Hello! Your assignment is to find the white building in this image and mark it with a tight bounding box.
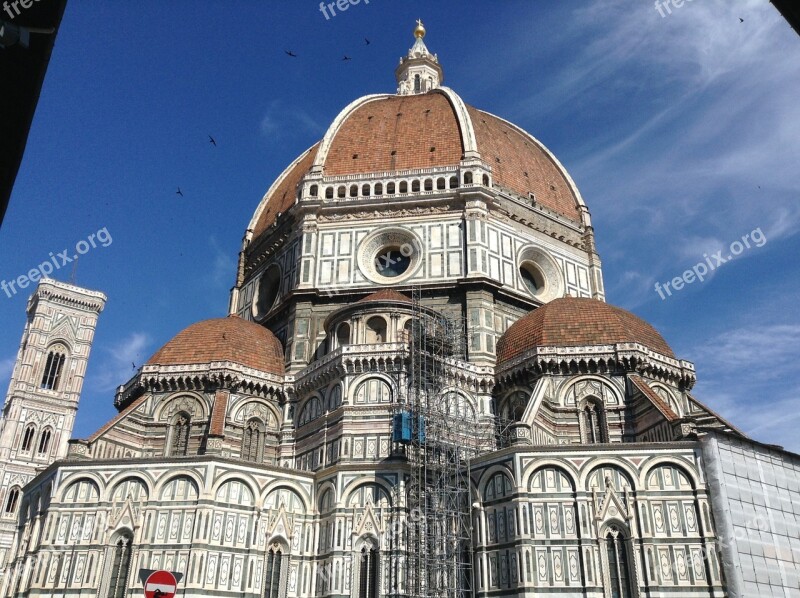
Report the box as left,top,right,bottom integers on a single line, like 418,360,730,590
1,23,798,598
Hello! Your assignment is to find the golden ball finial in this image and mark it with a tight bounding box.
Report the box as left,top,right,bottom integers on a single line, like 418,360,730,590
414,19,426,39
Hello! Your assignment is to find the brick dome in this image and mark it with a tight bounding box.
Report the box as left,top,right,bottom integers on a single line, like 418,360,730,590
146,316,285,375
496,297,675,364
248,90,585,238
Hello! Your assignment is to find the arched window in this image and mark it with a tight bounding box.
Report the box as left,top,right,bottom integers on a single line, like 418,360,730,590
362,184,371,197
325,187,334,199
387,182,395,195
21,423,36,452
37,428,52,455
358,543,379,598
463,172,473,185
41,349,66,390
365,317,387,344
170,412,191,456
414,74,421,93
605,526,634,598
411,180,420,193
582,400,606,444
399,181,408,194
374,183,383,195
337,323,350,348
264,545,284,598
4,487,20,515
107,531,133,598
309,184,318,197
242,418,265,463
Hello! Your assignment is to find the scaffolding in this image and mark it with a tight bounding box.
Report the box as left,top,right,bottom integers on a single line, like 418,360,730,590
398,287,476,598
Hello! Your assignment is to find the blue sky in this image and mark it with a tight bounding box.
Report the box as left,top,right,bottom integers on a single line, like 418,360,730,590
1,1,798,451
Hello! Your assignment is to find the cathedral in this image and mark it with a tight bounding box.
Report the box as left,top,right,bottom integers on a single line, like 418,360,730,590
1,22,799,598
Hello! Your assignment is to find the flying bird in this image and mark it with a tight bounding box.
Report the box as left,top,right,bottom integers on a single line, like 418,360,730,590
285,50,297,57
176,187,184,197
739,17,744,23
208,135,216,146
132,362,137,370
364,37,370,45
342,55,352,61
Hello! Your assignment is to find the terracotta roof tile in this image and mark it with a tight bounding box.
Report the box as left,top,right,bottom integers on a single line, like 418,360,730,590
629,375,679,422
209,390,229,436
467,106,581,222
250,91,585,246
146,316,285,376
87,394,149,443
358,289,412,303
496,297,675,364
325,93,464,175
252,143,320,237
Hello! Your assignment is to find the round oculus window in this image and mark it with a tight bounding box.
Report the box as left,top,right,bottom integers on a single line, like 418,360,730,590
375,246,412,278
357,227,421,284
519,262,545,296
254,265,281,317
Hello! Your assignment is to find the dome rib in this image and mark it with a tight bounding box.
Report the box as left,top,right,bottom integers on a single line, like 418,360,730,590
146,316,285,375
322,93,464,175
496,297,675,364
249,142,320,238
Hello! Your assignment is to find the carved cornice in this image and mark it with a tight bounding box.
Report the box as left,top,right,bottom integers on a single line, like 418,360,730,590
115,362,285,408
496,343,696,389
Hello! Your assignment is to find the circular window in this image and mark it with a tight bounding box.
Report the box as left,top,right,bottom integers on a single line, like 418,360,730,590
375,247,412,278
519,262,544,296
254,265,281,317
357,228,421,284
516,247,563,302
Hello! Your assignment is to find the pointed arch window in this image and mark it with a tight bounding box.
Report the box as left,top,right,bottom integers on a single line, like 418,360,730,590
170,412,191,456
605,526,634,598
4,487,20,515
582,400,607,444
264,545,284,598
107,530,133,598
242,418,265,463
358,544,379,598
41,349,66,390
37,428,52,455
21,423,36,452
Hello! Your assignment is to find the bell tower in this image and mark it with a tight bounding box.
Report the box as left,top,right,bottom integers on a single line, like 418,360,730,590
0,278,105,565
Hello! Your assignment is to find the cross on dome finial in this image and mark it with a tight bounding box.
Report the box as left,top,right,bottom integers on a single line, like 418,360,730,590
396,20,443,95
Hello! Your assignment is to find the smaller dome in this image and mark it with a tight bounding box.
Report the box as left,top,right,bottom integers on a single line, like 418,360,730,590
358,289,412,304
147,316,284,375
496,297,675,364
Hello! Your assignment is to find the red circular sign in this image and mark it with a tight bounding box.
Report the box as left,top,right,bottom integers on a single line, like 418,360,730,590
144,570,177,598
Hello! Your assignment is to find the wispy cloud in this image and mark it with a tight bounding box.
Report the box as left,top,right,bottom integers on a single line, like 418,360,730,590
205,235,236,290
260,100,324,138
688,323,800,451
90,332,151,392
